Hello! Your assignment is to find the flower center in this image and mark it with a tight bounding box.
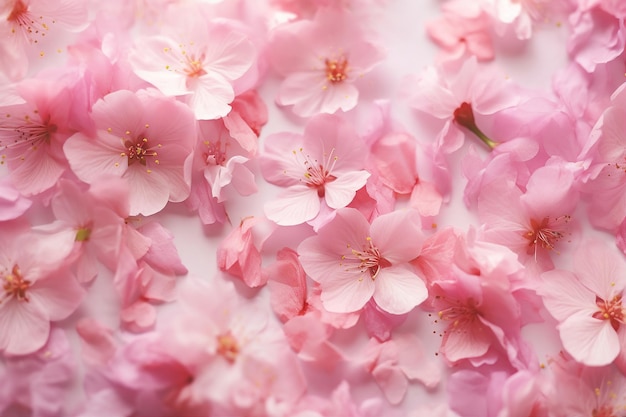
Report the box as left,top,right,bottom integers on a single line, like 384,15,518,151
593,294,625,331
75,227,92,242
7,0,52,44
293,147,338,198
325,56,349,83
524,215,570,255
216,331,239,363
184,54,207,78
124,137,158,167
202,139,227,166
2,265,31,302
437,298,479,329
592,405,618,417
344,237,391,280
0,112,57,155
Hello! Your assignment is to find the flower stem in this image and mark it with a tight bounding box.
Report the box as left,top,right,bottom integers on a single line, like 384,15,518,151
453,102,498,150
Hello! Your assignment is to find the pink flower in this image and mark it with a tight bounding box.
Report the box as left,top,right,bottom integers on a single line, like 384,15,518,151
298,208,427,315
540,240,626,366
0,224,84,355
408,56,518,154
362,334,440,405
0,77,79,195
477,165,578,270
583,81,626,230
0,329,75,417
427,1,494,62
260,114,370,226
268,8,385,117
546,354,626,417
63,89,196,216
0,0,89,81
129,20,256,120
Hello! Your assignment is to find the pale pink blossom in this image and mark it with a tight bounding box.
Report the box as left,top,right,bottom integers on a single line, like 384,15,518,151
361,334,440,405
129,20,256,120
0,0,89,80
0,329,75,417
477,165,578,270
159,276,307,416
260,114,370,226
540,240,626,366
408,56,518,154
0,224,84,355
545,354,626,417
481,0,568,40
0,77,80,195
568,3,626,73
298,208,427,315
64,89,196,216
583,81,626,230
268,8,385,117
427,0,494,62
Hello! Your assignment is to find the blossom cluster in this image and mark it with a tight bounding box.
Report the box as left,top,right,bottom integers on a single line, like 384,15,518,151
1,0,626,415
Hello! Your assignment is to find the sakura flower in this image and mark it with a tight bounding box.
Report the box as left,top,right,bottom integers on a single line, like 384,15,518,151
63,89,196,216
477,165,578,271
0,224,84,355
268,8,385,117
0,329,75,417
481,0,566,40
546,354,626,417
159,276,307,416
0,0,89,80
361,334,440,405
298,208,427,315
540,240,626,366
260,114,370,226
0,76,81,196
408,56,518,154
427,0,494,62
129,20,256,120
583,81,626,231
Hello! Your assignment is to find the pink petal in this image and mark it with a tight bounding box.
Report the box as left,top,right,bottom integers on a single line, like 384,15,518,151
266,248,307,322
0,300,49,355
264,186,321,226
559,315,620,366
373,267,428,315
320,271,375,314
441,319,492,362
29,270,85,321
187,74,235,120
370,210,424,263
324,171,370,209
540,270,597,321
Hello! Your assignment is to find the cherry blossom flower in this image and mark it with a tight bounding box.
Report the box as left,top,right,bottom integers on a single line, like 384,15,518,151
361,334,440,405
260,114,370,226
408,56,518,154
129,20,256,120
0,76,81,196
0,223,84,355
545,353,626,417
63,89,196,216
267,8,385,117
427,0,494,62
583,81,626,231
477,165,578,271
159,276,307,416
481,0,568,41
0,329,75,417
298,208,427,315
540,240,626,366
0,0,89,81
